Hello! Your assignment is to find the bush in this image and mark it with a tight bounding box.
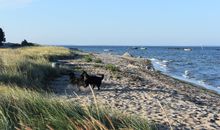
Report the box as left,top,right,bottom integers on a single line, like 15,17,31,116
105,64,119,72
94,58,102,63
21,40,37,46
93,64,103,68
84,55,93,62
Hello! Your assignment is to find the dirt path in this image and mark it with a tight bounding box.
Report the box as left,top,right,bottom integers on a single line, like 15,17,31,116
50,53,220,130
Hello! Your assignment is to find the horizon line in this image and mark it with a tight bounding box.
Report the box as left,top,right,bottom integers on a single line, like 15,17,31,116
4,42,220,47
56,44,220,47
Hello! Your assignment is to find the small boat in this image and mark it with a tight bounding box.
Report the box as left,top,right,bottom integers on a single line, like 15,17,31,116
184,48,192,51
131,47,138,49
103,49,112,52
140,47,147,50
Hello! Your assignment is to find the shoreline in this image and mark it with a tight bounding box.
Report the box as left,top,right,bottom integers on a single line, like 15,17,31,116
166,73,220,95
81,49,220,95
149,57,220,95
72,49,220,95
154,70,220,96
66,46,220,95
83,47,220,95
127,52,220,96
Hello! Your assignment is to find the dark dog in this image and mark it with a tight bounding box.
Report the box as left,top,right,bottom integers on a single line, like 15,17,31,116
68,72,85,91
81,71,104,90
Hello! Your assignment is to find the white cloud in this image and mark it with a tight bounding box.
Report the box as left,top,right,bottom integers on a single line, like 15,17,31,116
0,0,33,8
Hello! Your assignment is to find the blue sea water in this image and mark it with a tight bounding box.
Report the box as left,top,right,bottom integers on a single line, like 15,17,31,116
64,46,220,93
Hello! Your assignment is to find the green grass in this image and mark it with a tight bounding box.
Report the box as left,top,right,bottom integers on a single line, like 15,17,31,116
83,55,93,62
0,46,72,89
93,64,103,68
0,86,153,130
105,64,119,72
83,55,103,64
94,58,102,63
0,46,154,130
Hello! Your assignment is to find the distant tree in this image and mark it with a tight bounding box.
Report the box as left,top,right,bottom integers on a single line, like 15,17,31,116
0,28,6,46
21,39,36,46
21,39,29,46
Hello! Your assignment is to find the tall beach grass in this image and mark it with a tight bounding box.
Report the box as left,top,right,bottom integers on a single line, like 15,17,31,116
0,86,153,130
0,46,72,89
0,46,154,130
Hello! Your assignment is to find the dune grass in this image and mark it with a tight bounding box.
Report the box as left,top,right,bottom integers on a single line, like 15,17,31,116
0,46,72,89
0,86,153,130
105,64,119,73
83,55,93,62
0,46,154,130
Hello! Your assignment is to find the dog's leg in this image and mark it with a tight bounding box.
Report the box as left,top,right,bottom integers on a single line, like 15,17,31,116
92,85,96,89
97,84,101,91
78,86,81,92
84,83,89,88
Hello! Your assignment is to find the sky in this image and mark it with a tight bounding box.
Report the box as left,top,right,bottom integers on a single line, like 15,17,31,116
0,0,220,46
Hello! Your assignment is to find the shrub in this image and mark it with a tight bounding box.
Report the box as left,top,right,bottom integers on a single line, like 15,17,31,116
84,55,93,62
105,64,119,72
93,64,103,68
21,39,37,46
94,58,102,63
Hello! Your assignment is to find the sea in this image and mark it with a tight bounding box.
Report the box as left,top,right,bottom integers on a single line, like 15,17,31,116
64,46,220,93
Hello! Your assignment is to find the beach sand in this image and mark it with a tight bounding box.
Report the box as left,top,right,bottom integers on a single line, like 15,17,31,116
50,52,220,130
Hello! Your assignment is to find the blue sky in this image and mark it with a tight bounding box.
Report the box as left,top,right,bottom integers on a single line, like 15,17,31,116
0,0,220,46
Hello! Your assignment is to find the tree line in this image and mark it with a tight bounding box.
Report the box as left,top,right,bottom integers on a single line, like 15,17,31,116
0,28,36,47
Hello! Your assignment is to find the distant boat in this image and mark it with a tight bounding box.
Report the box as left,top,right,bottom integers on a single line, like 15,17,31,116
103,49,112,52
131,47,138,49
140,47,147,50
184,48,192,51
168,47,182,50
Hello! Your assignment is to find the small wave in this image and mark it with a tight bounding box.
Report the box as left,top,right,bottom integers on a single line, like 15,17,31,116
182,70,191,79
150,58,156,61
150,58,169,72
198,80,206,85
162,60,169,63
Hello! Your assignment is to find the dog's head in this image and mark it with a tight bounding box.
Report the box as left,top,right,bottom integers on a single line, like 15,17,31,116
81,71,89,80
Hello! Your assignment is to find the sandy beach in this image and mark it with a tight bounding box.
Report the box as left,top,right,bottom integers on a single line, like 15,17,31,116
50,51,220,130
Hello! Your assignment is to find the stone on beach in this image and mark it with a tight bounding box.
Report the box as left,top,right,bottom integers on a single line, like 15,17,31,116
122,52,133,57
